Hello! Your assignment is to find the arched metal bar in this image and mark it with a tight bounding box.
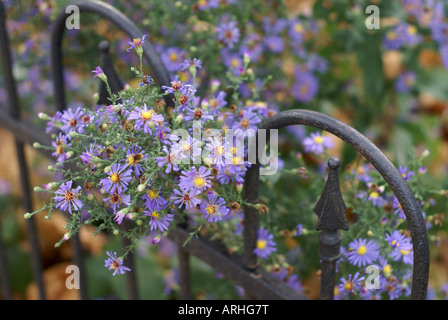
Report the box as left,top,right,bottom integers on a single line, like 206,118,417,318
50,0,173,111
244,109,430,299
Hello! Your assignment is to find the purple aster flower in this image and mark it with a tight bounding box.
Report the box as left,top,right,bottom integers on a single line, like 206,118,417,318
161,47,186,72
291,71,319,103
103,192,131,212
385,230,407,249
156,146,183,174
254,227,277,259
398,165,415,181
338,272,365,296
162,75,192,95
143,188,168,211
197,0,220,10
54,180,83,214
205,90,227,116
92,66,105,78
395,71,417,93
377,255,393,277
302,132,334,155
346,238,380,267
216,165,246,184
175,85,197,113
127,104,164,134
179,166,213,193
113,209,132,225
100,163,132,195
183,106,214,124
388,236,414,265
45,111,63,134
60,107,85,134
51,133,72,164
170,188,202,210
216,20,240,48
80,144,101,171
306,53,329,74
366,185,387,207
264,35,284,53
392,196,406,219
288,19,306,45
221,49,245,76
126,34,147,52
174,136,201,161
383,22,422,50
231,109,261,137
205,137,226,168
125,144,146,177
104,251,131,276
200,192,230,223
180,58,203,71
145,210,174,232
261,17,287,35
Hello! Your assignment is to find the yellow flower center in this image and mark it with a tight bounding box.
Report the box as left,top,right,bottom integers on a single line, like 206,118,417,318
407,25,417,35
141,110,154,121
110,173,120,183
294,23,304,33
215,146,224,156
392,240,399,247
232,156,243,165
369,191,379,199
231,58,240,68
313,136,323,144
241,119,249,128
169,52,178,61
344,281,354,292
400,249,410,255
206,205,217,215
387,31,397,40
147,190,159,200
357,245,367,255
56,145,64,155
194,176,206,188
229,147,237,155
383,264,392,275
257,239,267,250
151,211,159,221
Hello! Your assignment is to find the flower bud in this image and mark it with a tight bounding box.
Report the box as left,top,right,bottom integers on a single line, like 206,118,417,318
24,212,33,219
38,112,49,120
104,166,112,173
69,131,78,138
33,142,42,149
137,184,146,192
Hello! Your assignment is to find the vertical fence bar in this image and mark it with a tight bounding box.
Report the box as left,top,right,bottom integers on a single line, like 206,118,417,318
178,247,192,300
313,157,349,300
0,1,46,300
0,227,12,299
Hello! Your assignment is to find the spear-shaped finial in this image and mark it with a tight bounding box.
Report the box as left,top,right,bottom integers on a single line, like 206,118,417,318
314,157,349,232
314,156,349,300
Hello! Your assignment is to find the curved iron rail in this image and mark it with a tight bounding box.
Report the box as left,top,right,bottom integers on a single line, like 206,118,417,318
244,109,430,299
51,0,173,111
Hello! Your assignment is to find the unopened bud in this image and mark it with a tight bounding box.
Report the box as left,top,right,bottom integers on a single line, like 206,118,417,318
104,166,112,174
33,142,42,149
38,112,49,120
24,212,33,219
137,184,146,192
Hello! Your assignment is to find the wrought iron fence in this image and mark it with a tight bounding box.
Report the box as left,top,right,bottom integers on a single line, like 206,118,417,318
0,0,430,300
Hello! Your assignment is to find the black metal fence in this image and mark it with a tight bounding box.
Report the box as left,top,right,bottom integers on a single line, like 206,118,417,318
0,0,430,300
